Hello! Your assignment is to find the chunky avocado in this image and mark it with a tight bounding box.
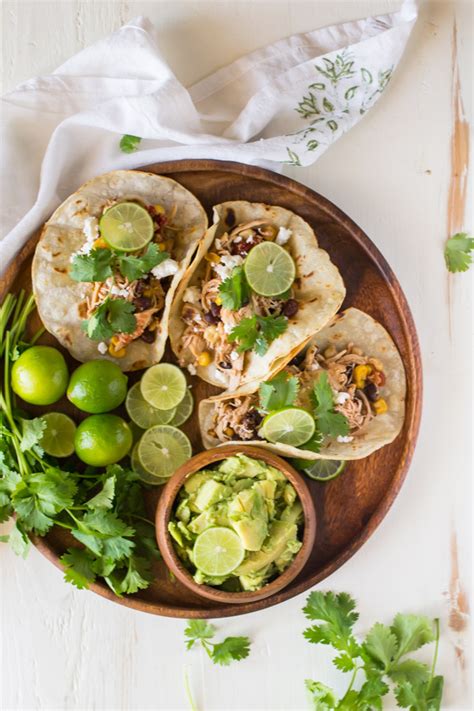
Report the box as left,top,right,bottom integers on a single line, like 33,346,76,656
235,520,298,576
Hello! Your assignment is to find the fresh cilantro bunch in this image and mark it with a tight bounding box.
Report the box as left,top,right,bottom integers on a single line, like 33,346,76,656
303,591,443,710
70,243,168,283
184,620,251,666
218,266,250,310
444,232,473,273
229,314,287,355
82,297,136,341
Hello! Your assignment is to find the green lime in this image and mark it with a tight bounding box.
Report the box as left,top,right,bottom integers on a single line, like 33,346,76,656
140,364,187,411
41,412,76,457
261,407,315,447
11,346,68,406
244,241,296,297
297,459,347,482
168,387,194,426
125,382,176,428
193,527,245,577
99,201,154,252
137,425,192,478
74,414,132,466
67,360,128,413
131,442,168,486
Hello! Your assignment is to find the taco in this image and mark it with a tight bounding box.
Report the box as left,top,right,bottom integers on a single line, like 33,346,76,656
32,170,207,371
199,308,406,460
169,201,345,390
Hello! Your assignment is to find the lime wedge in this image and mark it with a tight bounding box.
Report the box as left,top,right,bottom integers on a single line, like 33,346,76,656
137,425,192,478
168,387,194,427
244,241,296,297
126,382,176,428
131,442,169,486
41,412,76,458
193,527,245,577
296,459,347,482
261,408,315,447
140,364,187,411
99,201,154,252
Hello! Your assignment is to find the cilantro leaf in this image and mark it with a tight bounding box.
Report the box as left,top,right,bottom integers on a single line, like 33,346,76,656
391,614,435,657
117,244,168,281
229,315,287,355
80,510,135,537
19,417,45,453
303,591,360,657
211,636,251,666
12,468,77,535
70,248,114,282
61,547,97,589
0,467,22,522
218,266,250,310
184,620,216,650
305,680,337,710
444,232,474,273
259,372,299,412
85,475,116,510
312,372,349,437
7,521,30,558
116,555,153,594
119,134,142,153
83,297,136,341
388,659,431,686
363,622,399,670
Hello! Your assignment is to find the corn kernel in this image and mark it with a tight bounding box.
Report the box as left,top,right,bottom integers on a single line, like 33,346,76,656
224,427,235,437
197,351,212,367
158,242,167,251
353,364,372,389
93,238,108,248
205,252,220,263
372,398,388,415
110,335,120,346
108,343,126,358
214,296,222,306
153,204,165,214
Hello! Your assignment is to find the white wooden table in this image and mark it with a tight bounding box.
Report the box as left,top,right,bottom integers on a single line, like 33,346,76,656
1,1,472,709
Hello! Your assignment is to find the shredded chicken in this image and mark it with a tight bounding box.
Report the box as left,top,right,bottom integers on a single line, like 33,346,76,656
201,278,221,312
113,308,157,349
214,397,259,441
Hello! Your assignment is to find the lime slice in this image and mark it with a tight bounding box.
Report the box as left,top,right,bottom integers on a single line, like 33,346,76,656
244,241,296,297
168,388,194,427
99,201,154,252
193,527,245,577
137,425,192,478
126,382,176,428
140,364,187,411
261,408,315,447
131,442,169,486
298,459,347,482
41,412,76,458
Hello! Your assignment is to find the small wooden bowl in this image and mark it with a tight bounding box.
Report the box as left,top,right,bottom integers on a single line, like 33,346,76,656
155,445,316,604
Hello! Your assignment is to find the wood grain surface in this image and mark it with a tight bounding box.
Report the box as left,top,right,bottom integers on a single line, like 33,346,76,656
0,159,422,618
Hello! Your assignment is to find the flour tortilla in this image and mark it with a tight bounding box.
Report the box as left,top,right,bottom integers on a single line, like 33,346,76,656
32,170,207,371
199,308,406,460
169,201,346,390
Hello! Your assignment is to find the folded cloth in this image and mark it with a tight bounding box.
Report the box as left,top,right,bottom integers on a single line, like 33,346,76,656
0,0,417,274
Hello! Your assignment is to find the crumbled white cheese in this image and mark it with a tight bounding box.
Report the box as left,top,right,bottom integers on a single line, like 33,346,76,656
335,391,350,405
213,254,244,281
187,364,197,376
233,236,242,243
183,286,201,304
223,323,233,334
152,258,179,280
97,342,108,354
275,226,292,246
213,369,226,382
83,216,99,242
230,351,240,361
215,238,223,251
110,285,130,298
337,435,354,443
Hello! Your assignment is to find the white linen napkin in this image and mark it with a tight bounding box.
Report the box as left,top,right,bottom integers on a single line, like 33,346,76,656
0,0,417,274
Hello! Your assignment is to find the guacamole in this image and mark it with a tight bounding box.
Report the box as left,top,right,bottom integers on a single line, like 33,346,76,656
168,454,303,591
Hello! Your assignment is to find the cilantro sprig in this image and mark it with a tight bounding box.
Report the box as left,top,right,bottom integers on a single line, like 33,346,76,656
70,243,168,283
312,371,349,438
229,314,288,356
303,591,443,710
218,266,250,310
444,232,474,273
0,292,160,595
184,620,251,666
259,371,299,412
82,297,136,341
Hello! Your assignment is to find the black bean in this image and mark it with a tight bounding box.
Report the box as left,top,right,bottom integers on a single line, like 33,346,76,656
225,208,236,227
241,409,263,434
282,299,299,318
219,361,232,369
289,350,305,367
210,302,222,318
203,311,218,324
364,382,379,402
140,328,156,343
133,296,152,311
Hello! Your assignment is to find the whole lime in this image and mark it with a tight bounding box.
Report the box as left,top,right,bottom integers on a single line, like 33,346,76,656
67,360,128,413
74,414,132,466
11,346,68,405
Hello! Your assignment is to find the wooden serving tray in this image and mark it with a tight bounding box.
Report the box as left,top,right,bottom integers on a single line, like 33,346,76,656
0,160,422,618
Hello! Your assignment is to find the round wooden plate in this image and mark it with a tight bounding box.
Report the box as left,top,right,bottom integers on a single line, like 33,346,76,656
0,160,422,618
